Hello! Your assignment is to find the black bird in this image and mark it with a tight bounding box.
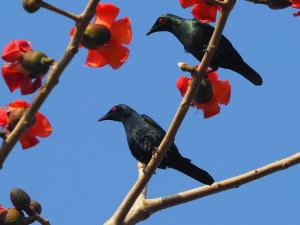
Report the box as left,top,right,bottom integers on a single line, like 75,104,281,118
99,104,214,185
147,14,263,86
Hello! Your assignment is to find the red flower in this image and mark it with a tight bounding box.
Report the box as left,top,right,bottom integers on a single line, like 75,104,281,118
71,3,132,69
1,40,44,95
179,0,220,23
176,70,231,118
0,204,8,221
290,0,300,16
0,100,52,149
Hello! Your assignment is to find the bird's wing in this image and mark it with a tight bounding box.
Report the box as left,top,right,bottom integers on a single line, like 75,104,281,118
141,114,166,134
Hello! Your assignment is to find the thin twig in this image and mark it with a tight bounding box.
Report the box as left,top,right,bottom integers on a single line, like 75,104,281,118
0,0,100,169
124,152,300,224
104,1,236,225
22,214,50,225
40,0,81,22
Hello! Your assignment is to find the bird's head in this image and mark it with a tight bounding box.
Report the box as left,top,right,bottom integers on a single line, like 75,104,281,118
147,14,182,35
98,104,134,122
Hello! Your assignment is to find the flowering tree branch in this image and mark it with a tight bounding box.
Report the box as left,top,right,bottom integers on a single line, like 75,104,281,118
0,0,100,169
104,1,236,225
123,152,300,224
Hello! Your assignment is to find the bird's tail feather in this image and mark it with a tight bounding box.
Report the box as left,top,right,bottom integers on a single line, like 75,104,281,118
235,62,263,86
168,158,214,185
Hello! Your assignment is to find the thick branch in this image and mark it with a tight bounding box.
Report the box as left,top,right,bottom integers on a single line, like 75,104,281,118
124,152,300,224
104,1,236,225
0,0,100,169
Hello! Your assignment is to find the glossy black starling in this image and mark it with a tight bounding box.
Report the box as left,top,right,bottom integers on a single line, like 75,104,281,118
98,104,214,185
147,14,263,86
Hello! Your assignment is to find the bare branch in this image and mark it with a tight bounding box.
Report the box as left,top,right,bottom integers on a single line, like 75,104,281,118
124,152,300,224
0,0,100,169
104,1,236,225
40,0,81,22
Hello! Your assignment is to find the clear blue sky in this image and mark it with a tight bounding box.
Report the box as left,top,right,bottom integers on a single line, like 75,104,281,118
0,1,299,225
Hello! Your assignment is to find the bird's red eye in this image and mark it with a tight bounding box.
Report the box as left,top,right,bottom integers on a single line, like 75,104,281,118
158,18,165,24
111,106,118,112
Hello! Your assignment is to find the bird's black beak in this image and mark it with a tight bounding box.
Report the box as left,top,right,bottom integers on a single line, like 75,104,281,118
146,27,155,36
98,113,110,122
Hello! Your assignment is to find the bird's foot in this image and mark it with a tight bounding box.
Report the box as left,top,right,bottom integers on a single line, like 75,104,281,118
204,68,217,76
142,165,156,174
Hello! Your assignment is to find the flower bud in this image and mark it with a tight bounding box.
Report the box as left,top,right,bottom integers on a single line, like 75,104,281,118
3,208,24,225
10,188,31,211
23,0,41,13
7,109,27,131
266,0,291,9
29,200,42,215
19,50,52,78
82,24,111,49
194,77,213,104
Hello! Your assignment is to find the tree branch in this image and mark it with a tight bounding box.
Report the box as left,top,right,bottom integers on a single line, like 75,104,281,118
104,1,236,224
124,152,300,224
39,0,81,22
0,0,100,169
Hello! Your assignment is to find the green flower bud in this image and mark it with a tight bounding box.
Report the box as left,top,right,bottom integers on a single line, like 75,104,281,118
19,50,53,78
194,77,213,104
22,0,41,13
82,24,111,49
10,188,31,211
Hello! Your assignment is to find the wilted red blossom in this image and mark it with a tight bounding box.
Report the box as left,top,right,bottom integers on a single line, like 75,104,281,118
176,70,231,118
179,0,220,23
290,0,300,16
0,100,52,149
71,3,132,69
1,40,43,95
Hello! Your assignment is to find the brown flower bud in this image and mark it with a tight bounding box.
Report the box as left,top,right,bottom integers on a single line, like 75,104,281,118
194,77,213,104
19,50,53,78
22,0,41,13
29,200,42,215
3,208,24,225
82,24,111,49
10,188,31,211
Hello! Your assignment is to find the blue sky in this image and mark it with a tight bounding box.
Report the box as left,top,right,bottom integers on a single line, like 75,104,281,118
0,1,299,225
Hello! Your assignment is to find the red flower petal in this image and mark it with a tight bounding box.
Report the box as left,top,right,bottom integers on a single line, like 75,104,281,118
176,76,191,96
29,112,52,137
212,80,231,105
0,108,9,127
8,100,30,111
86,49,108,67
111,17,132,45
0,205,8,218
2,40,32,62
192,2,219,23
290,0,300,6
95,3,120,28
202,97,220,118
293,10,300,16
70,26,76,37
19,134,39,149
19,75,42,95
97,41,129,69
180,0,201,8
2,64,24,92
